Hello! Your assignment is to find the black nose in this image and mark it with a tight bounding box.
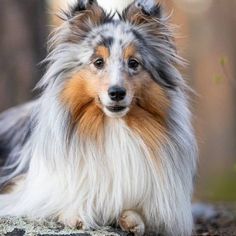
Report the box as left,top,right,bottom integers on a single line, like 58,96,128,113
108,86,126,101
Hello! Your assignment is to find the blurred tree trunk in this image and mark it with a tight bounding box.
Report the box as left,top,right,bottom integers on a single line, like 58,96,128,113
212,1,236,163
0,0,49,111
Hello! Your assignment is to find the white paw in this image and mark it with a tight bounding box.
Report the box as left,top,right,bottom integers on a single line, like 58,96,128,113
58,214,85,230
119,210,145,236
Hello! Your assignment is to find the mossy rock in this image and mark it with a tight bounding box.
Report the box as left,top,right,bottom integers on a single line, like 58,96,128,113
1,205,236,236
0,217,129,236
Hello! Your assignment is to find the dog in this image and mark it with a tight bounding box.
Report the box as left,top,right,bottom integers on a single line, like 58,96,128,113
0,0,197,235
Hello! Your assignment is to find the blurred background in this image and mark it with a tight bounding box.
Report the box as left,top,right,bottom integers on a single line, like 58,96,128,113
0,0,235,203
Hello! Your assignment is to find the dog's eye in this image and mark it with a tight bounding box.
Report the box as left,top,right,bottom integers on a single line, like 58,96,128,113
128,59,140,70
94,58,104,69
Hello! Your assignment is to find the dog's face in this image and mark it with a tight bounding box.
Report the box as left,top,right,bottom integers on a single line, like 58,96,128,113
86,29,144,118
60,1,179,122
64,23,157,118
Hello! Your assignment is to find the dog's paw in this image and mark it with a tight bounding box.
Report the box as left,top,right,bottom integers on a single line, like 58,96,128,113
119,210,145,236
58,214,85,229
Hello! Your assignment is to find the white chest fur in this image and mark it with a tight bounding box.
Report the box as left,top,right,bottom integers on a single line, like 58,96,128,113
75,119,156,226
0,114,194,235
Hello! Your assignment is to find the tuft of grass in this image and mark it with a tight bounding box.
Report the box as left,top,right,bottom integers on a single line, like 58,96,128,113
213,74,224,83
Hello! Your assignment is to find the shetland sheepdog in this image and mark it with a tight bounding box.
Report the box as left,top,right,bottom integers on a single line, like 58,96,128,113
0,0,197,235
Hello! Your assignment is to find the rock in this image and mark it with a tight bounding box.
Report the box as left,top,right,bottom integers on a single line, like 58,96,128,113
1,204,236,236
192,203,218,221
0,217,129,236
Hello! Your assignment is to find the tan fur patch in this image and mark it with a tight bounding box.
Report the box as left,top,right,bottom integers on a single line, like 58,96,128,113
124,44,136,60
61,69,105,144
61,70,96,121
125,72,170,159
78,103,105,146
96,46,110,59
125,106,167,161
137,76,170,123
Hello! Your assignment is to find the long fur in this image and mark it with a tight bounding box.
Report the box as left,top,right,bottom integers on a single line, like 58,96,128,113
0,102,35,184
0,1,197,235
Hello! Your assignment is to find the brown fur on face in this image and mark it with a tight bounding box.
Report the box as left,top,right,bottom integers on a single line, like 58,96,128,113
61,68,105,143
133,73,170,123
124,44,137,61
95,46,110,60
61,43,170,154
125,72,170,156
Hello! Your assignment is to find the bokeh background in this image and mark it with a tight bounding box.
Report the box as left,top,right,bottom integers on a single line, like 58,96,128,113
0,0,235,202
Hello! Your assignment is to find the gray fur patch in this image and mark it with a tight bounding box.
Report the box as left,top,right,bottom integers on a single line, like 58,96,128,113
0,102,35,188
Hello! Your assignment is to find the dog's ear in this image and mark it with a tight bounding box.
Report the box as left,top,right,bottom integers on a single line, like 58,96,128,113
68,0,104,21
122,0,163,25
59,0,110,43
61,0,109,42
70,0,95,16
69,0,107,25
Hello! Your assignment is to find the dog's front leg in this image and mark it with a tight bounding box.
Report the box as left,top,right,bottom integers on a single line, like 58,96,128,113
57,213,86,230
119,210,145,236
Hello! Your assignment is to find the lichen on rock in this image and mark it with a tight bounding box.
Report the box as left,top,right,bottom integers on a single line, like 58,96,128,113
0,217,128,236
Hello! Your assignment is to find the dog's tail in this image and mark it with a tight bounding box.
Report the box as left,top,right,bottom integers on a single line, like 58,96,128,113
0,102,35,188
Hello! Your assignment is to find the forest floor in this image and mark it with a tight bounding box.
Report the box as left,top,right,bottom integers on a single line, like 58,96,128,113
194,204,236,236
0,204,235,236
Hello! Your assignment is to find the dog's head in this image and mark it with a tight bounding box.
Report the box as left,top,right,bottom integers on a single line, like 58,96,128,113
49,0,181,123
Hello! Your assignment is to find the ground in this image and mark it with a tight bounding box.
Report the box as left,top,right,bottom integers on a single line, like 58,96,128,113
0,204,235,236
194,204,236,236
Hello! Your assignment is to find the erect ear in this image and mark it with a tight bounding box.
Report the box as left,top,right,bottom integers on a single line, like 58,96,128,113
64,0,109,41
122,0,163,25
67,0,103,20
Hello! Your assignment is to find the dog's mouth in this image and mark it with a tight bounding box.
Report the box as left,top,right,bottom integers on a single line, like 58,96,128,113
97,97,130,117
106,106,127,113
